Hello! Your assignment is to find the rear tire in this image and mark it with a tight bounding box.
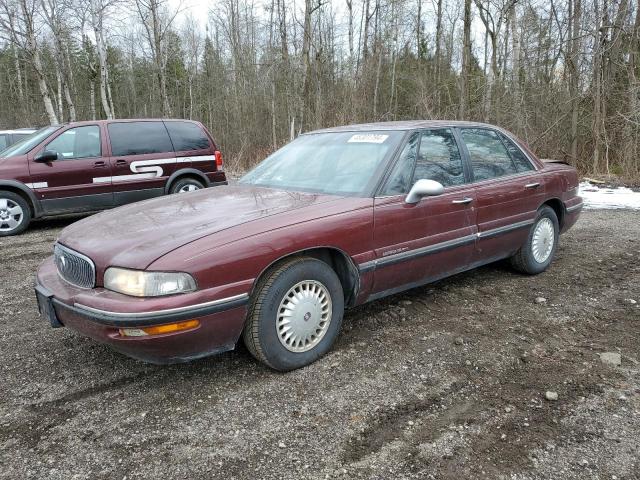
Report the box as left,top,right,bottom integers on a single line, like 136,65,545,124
169,177,205,194
0,191,31,237
243,257,344,371
510,205,559,275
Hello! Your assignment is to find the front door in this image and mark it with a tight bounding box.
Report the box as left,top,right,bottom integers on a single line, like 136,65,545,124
457,127,546,263
28,124,113,214
371,129,477,298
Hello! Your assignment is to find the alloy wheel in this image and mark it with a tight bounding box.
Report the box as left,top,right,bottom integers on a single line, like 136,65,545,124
0,198,24,233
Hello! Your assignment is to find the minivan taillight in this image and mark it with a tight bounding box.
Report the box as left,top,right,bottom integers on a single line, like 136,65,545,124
214,150,223,169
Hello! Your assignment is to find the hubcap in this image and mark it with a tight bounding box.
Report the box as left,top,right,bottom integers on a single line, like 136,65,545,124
178,183,201,193
0,198,23,232
276,280,332,353
531,217,555,263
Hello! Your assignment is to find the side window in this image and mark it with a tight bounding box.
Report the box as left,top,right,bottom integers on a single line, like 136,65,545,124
414,129,464,187
45,126,101,159
108,122,173,156
165,122,211,151
499,132,534,172
380,133,419,196
461,128,518,181
0,134,8,150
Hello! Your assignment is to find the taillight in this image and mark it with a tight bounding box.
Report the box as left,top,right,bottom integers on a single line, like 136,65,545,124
214,150,223,169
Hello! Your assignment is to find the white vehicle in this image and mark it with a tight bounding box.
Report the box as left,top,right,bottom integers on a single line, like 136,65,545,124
0,129,37,151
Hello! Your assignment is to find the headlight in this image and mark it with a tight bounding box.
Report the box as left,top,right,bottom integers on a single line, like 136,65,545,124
104,267,197,297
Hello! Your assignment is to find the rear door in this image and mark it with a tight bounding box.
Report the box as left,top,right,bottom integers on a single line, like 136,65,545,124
371,128,477,297
106,121,177,205
27,124,114,213
458,127,545,263
164,120,217,175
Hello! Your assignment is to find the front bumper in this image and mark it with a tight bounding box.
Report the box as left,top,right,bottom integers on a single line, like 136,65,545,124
36,257,249,364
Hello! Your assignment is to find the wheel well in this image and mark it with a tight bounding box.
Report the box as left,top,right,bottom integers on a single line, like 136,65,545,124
254,248,360,308
0,187,35,217
167,173,206,192
542,198,564,229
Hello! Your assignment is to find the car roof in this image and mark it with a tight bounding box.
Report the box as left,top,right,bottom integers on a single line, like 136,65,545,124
47,118,203,128
305,120,500,134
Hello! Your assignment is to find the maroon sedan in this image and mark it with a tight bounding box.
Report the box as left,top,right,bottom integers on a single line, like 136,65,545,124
35,121,582,371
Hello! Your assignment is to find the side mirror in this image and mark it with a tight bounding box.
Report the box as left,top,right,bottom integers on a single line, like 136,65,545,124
405,179,445,204
34,150,58,163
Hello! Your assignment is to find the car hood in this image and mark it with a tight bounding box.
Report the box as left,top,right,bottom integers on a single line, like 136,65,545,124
58,184,344,270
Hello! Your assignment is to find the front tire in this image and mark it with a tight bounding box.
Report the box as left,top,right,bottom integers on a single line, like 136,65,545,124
0,191,31,237
510,205,559,275
243,257,344,371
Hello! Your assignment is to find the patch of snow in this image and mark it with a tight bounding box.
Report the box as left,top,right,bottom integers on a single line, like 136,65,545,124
579,182,640,210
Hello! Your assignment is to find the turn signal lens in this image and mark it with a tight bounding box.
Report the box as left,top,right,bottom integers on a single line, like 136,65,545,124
119,319,200,337
214,150,223,168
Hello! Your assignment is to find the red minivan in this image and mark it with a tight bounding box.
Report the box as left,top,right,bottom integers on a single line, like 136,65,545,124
0,119,226,236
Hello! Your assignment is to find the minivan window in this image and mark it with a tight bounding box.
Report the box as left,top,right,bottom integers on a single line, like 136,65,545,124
461,128,518,181
108,122,173,156
0,126,60,158
45,126,101,159
165,121,211,151
0,134,7,150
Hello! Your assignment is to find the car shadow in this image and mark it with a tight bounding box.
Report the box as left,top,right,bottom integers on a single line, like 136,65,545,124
29,213,94,232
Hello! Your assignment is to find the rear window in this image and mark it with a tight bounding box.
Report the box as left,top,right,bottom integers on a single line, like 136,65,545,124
108,122,173,156
165,121,211,151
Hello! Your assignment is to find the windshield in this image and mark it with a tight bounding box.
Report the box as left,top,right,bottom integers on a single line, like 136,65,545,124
0,126,60,158
239,131,403,196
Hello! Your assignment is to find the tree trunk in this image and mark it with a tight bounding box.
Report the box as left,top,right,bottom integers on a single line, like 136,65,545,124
91,0,114,119
460,0,472,120
300,0,314,131
569,0,582,165
90,80,96,120
435,0,443,79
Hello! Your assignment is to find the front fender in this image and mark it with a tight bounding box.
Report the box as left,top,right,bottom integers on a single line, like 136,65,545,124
0,179,43,217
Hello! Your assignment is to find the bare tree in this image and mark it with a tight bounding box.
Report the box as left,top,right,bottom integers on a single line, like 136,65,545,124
133,0,181,116
0,0,59,124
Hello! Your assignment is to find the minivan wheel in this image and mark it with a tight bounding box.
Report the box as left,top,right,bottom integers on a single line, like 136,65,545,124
0,191,31,237
243,257,344,371
510,205,559,275
170,177,204,194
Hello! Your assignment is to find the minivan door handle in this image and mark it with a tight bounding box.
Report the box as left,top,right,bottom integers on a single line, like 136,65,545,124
93,161,106,168
525,182,541,189
452,197,473,205
115,159,127,166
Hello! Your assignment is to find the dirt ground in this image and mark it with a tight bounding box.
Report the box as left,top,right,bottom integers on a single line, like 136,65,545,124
0,210,638,480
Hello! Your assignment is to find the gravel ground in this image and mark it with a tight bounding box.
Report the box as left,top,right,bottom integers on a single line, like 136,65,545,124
0,210,639,479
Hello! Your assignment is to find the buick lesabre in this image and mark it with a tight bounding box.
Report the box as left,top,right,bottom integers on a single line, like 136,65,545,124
35,121,582,371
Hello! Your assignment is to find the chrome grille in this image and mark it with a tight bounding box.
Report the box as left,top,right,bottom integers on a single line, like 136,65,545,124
54,243,96,289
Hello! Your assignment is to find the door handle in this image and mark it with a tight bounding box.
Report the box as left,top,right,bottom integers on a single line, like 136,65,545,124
115,159,127,166
452,197,473,205
525,182,541,189
93,161,106,168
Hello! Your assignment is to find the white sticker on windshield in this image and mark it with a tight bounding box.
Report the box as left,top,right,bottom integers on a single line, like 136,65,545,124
347,134,389,144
